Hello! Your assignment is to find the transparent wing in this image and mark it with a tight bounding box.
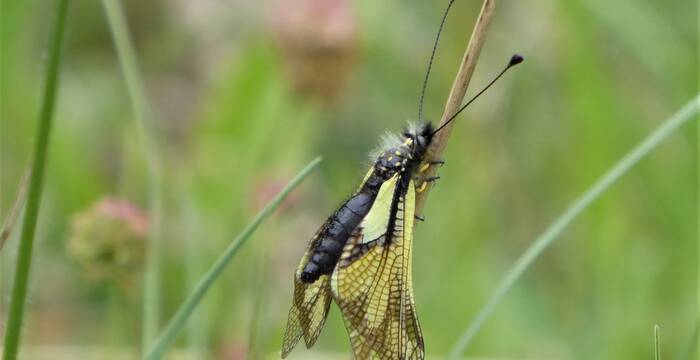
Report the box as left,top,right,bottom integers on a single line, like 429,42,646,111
281,231,333,358
282,168,377,357
331,179,424,360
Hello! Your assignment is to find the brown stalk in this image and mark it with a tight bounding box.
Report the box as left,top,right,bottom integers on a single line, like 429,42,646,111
415,0,496,215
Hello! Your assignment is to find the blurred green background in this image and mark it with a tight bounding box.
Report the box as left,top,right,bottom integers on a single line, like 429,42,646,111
1,0,697,358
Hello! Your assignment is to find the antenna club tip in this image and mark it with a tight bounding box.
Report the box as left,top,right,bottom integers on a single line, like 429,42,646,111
509,53,524,67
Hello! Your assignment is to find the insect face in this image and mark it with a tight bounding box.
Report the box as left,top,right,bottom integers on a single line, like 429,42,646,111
409,122,435,159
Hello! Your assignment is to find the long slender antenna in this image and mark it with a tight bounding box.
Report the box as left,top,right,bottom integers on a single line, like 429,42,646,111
418,0,456,123
432,54,524,136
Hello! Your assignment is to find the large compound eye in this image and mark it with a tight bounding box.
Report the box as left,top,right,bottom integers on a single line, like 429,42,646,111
416,135,426,148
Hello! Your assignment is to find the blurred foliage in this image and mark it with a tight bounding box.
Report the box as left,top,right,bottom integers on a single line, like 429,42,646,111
0,0,697,358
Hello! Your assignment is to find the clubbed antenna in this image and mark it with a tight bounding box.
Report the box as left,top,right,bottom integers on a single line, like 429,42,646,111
418,0,456,123
432,53,524,135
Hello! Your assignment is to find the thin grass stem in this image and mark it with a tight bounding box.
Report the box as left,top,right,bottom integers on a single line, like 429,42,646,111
146,157,322,360
447,95,700,360
100,0,164,350
654,324,661,360
2,0,70,358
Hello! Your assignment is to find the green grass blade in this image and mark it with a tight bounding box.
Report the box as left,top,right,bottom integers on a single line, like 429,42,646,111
100,0,164,349
654,325,661,360
2,0,70,358
447,95,700,360
146,157,322,360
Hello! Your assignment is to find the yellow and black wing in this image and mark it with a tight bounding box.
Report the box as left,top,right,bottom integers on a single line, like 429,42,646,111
331,176,424,359
282,168,376,358
281,229,333,358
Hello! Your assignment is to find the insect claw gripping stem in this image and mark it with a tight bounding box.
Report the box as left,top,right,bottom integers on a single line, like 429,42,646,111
415,175,440,194
419,160,445,173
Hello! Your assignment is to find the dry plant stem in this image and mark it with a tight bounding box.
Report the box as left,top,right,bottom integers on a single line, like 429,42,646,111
415,0,496,215
0,167,31,250
2,0,70,358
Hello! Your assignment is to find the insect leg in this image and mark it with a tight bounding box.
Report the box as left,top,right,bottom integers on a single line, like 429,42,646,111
416,181,429,193
418,159,445,173
415,175,440,195
425,176,440,183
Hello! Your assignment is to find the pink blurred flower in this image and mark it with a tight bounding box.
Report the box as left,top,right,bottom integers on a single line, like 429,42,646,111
271,0,358,102
67,197,148,289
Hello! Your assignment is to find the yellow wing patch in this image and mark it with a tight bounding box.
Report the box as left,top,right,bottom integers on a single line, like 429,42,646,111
359,175,398,244
331,179,424,359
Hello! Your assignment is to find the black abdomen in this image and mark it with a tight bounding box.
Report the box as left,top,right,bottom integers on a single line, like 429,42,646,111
300,191,375,283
